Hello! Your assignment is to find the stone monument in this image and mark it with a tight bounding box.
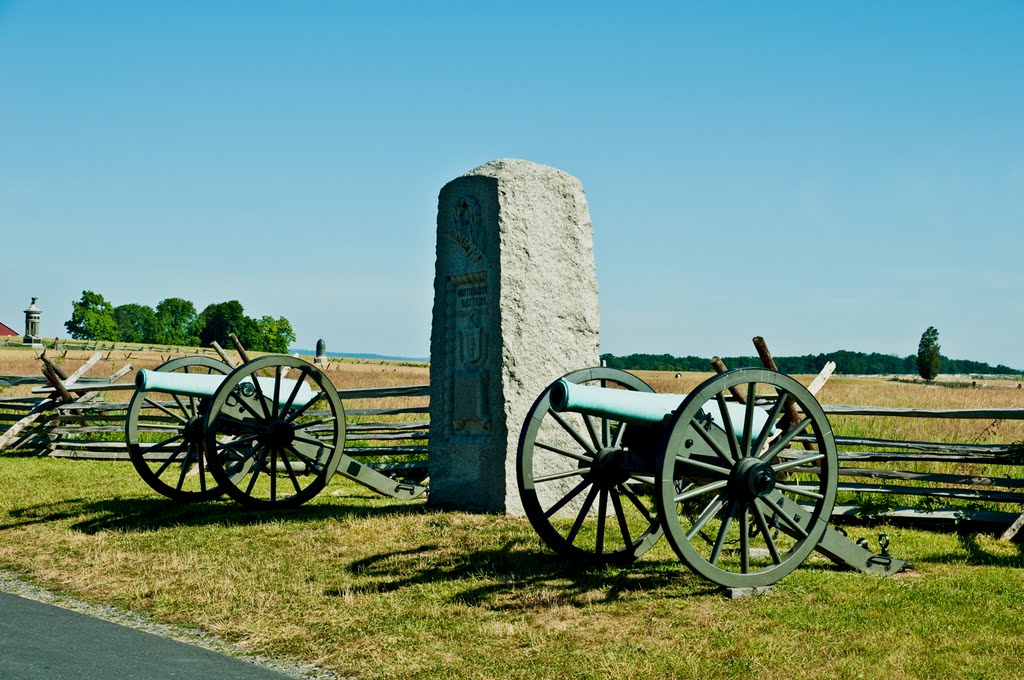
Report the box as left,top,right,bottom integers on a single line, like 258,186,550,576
23,298,41,346
314,338,328,365
428,159,600,514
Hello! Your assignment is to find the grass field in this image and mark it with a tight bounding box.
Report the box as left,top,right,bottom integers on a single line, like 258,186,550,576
2,348,1024,678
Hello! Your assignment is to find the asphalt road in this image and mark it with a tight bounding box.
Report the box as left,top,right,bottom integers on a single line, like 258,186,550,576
0,591,294,679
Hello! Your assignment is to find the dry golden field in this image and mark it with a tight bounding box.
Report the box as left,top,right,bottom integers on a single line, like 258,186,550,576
3,347,1023,446
0,346,430,412
0,346,429,389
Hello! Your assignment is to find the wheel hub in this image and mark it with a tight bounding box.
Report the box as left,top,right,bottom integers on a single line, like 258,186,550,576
183,415,204,445
732,457,777,498
588,447,632,489
260,418,295,449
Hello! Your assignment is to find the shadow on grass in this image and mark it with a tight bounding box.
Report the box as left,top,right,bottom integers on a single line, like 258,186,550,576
924,532,1024,569
332,521,1024,610
336,541,718,609
2,493,427,535
804,525,1024,570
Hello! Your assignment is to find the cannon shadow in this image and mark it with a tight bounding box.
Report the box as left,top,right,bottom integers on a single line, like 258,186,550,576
335,541,720,608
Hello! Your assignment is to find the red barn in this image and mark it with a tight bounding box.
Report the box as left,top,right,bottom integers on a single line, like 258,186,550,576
0,322,18,337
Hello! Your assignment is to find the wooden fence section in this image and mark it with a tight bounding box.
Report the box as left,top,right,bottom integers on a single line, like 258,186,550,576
1,382,431,478
0,395,50,452
818,403,1024,524
7,362,1024,524
0,336,227,357
333,384,429,477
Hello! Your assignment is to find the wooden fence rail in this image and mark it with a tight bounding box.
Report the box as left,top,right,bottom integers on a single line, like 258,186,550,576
2,372,431,486
6,366,1024,529
814,402,1024,531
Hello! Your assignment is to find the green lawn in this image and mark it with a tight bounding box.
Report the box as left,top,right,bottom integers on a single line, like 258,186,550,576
1,454,1022,679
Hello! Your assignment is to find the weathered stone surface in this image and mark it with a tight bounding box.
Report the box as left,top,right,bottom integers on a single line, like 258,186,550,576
428,159,600,514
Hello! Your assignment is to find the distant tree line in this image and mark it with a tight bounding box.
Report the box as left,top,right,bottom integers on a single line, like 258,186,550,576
63,291,295,353
600,350,1021,376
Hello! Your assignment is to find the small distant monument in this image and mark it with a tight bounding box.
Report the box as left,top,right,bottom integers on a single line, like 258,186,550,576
428,159,600,515
314,338,328,365
23,297,42,346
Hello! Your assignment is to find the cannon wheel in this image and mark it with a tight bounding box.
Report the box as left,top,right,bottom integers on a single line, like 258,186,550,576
126,356,232,502
204,355,345,510
656,368,838,588
517,367,664,566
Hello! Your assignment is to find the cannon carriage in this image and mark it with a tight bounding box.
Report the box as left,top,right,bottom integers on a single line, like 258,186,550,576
125,354,427,510
518,366,911,589
127,350,910,586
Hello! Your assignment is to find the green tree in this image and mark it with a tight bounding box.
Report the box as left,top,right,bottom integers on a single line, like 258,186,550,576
191,300,296,353
917,326,942,381
234,315,264,352
255,315,296,354
65,291,119,341
154,298,199,346
114,303,158,343
196,300,257,349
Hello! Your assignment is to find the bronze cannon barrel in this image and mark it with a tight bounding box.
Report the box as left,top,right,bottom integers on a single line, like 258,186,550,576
135,368,315,407
549,378,772,437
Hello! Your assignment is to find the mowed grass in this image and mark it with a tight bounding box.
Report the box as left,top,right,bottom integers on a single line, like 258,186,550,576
1,457,1024,679
2,350,1024,678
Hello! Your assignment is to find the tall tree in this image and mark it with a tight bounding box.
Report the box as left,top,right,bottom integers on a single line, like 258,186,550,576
65,291,119,341
196,300,252,348
114,303,158,343
917,326,942,381
155,298,199,346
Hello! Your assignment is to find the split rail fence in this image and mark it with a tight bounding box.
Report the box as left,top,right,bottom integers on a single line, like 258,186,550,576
824,403,1024,530
3,352,1024,531
0,352,429,481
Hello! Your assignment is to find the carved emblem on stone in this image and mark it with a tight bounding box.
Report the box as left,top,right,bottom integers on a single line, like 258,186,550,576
449,196,485,263
458,310,486,367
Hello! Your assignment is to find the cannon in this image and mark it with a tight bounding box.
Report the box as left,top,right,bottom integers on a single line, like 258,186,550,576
518,367,911,589
125,354,427,510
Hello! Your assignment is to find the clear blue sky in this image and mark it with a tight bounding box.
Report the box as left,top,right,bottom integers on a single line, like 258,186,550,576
2,2,1022,368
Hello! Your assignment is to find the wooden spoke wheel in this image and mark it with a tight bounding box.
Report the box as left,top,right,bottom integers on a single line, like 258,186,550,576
656,368,837,588
126,356,231,502
204,355,345,510
517,367,664,566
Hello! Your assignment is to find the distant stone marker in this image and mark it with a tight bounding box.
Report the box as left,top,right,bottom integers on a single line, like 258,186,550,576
428,159,600,514
23,297,42,347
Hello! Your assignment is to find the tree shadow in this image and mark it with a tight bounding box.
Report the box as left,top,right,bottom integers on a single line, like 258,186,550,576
2,494,428,535
922,531,1024,569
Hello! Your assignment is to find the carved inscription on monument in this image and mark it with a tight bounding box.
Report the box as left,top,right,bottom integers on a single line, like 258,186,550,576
451,271,490,435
